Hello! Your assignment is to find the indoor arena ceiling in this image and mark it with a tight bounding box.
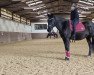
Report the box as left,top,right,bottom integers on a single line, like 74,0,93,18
0,0,94,21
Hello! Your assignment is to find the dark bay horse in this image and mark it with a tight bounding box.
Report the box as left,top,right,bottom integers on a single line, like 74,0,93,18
47,13,94,60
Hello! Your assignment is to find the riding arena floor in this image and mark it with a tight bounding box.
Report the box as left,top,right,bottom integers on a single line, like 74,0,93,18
0,38,94,75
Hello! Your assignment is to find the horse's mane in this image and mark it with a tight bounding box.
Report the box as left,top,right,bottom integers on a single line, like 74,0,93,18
54,15,65,20
53,15,70,31
53,15,66,22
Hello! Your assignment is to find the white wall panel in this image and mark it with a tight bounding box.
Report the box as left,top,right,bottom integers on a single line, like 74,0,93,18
0,17,32,33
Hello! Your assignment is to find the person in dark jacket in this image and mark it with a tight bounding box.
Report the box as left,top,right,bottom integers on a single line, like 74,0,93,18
71,3,79,40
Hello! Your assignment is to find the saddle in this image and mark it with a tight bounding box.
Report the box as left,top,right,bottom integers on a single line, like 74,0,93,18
69,20,85,32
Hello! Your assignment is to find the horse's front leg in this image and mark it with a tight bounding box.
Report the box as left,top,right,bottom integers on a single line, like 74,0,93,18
54,34,56,39
63,37,70,60
47,34,49,38
86,36,92,56
50,35,51,39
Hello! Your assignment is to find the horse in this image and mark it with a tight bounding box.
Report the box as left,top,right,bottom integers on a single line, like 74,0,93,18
47,32,58,39
47,13,94,60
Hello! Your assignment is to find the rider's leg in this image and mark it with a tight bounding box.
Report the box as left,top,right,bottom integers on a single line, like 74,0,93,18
72,23,76,40
72,19,78,40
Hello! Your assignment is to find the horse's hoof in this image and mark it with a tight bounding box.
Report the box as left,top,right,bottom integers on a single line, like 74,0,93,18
65,57,70,61
88,53,91,57
88,54,91,57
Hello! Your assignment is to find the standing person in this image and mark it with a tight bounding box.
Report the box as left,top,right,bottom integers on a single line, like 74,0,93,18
71,3,79,40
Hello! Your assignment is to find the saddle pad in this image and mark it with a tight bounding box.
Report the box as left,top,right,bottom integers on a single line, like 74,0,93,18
69,20,85,32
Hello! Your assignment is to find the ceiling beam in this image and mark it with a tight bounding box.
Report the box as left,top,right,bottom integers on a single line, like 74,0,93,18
5,3,26,8
0,1,20,8
12,0,27,2
38,5,70,15
28,1,71,12
19,12,38,16
44,0,59,4
63,0,79,3
26,0,59,7
27,17,39,21
15,9,35,14
0,0,11,2
36,4,71,12
12,8,24,13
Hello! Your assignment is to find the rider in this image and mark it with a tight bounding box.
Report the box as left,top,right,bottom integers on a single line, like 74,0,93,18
70,3,79,40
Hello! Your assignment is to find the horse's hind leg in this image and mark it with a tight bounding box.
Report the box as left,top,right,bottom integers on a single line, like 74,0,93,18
86,36,92,56
92,37,94,52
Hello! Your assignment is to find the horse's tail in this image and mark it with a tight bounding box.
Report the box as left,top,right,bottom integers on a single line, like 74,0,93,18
92,37,94,52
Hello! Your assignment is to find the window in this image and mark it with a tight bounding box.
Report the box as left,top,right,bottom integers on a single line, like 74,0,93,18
35,24,47,30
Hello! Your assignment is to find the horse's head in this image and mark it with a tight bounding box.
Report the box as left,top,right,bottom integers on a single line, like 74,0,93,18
47,13,56,32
